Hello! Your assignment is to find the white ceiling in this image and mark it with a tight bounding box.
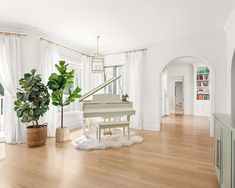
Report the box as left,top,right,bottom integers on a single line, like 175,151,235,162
0,0,234,52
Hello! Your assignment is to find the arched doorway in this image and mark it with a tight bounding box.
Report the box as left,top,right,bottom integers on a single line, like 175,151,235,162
160,56,216,136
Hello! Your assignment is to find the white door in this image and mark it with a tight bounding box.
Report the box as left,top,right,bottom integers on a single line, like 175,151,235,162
175,81,184,114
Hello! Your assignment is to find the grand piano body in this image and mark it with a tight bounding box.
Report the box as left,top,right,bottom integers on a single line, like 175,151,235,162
79,76,135,141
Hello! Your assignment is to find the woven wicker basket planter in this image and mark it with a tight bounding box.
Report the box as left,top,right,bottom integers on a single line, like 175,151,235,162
56,127,70,142
26,126,47,147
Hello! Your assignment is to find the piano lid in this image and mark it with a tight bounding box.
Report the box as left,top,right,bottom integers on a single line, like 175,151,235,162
79,75,121,102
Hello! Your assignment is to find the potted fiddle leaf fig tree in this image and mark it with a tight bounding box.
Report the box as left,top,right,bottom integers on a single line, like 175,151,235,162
14,69,50,147
48,60,81,142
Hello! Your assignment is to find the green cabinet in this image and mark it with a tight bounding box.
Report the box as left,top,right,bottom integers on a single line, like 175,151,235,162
232,130,235,188
213,114,234,188
221,127,232,188
214,120,222,183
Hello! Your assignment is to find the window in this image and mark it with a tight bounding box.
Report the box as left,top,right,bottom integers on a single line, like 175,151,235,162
104,65,123,95
59,58,83,112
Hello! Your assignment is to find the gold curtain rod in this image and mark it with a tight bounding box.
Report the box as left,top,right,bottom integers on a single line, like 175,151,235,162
40,37,146,57
0,32,27,37
40,37,92,57
103,48,147,56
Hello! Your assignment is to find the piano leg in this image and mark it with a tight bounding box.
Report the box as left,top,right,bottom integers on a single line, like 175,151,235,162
82,118,87,135
99,127,101,142
127,115,130,139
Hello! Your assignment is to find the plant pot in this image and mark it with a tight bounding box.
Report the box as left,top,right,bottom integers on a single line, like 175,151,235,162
56,127,70,142
26,125,47,147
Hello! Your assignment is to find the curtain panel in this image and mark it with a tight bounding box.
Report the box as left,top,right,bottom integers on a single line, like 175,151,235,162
0,35,26,144
82,55,103,94
125,51,145,129
40,41,59,137
82,55,92,94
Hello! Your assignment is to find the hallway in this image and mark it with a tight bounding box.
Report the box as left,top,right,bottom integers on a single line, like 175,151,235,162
0,115,219,188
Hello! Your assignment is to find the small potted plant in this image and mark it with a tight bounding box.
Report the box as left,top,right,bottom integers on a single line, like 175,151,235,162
121,94,129,102
48,61,81,142
14,69,50,147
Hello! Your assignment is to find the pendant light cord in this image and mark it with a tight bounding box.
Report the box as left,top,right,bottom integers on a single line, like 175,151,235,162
97,36,100,55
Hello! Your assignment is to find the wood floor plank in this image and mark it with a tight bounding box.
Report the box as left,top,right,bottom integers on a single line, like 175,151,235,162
0,115,219,188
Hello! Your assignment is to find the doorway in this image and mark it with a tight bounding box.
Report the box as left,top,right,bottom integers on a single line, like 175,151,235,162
160,56,215,136
174,81,184,114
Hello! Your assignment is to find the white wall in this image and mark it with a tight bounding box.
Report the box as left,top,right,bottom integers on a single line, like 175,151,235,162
104,53,126,66
167,63,194,115
225,9,235,115
143,31,228,131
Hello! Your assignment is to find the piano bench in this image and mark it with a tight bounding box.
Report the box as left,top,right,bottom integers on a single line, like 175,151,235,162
96,121,130,142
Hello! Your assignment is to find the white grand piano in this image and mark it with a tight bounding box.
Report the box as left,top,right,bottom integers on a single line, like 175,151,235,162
79,76,135,142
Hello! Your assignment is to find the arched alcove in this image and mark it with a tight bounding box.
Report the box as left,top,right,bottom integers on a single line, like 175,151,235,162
160,55,216,136
231,50,235,122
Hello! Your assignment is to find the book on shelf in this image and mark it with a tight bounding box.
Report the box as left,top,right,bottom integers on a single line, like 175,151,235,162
197,67,209,74
197,87,209,92
196,67,210,101
197,81,209,87
197,94,210,100
197,74,209,80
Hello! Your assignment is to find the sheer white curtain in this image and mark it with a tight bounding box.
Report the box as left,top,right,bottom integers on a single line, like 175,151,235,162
125,51,145,129
82,55,92,94
0,35,25,144
40,41,59,137
82,55,103,93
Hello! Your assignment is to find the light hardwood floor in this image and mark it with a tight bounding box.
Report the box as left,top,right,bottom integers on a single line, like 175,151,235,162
0,115,219,188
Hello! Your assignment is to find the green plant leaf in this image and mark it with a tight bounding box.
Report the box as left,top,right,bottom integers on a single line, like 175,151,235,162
14,69,50,126
47,61,82,127
31,69,36,74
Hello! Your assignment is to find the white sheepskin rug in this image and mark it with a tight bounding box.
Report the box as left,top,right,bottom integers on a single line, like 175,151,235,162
71,128,144,151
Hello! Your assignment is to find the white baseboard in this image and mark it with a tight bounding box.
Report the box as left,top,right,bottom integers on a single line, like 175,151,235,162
141,124,161,131
142,127,161,131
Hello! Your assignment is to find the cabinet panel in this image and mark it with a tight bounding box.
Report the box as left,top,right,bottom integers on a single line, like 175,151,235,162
221,128,232,188
214,114,234,188
214,120,222,183
232,131,235,188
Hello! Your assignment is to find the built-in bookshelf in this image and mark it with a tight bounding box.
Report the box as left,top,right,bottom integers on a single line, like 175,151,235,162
196,67,210,100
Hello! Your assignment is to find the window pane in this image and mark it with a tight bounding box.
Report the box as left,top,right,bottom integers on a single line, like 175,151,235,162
104,67,114,94
104,66,123,95
116,66,123,95
68,65,81,111
59,59,82,112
